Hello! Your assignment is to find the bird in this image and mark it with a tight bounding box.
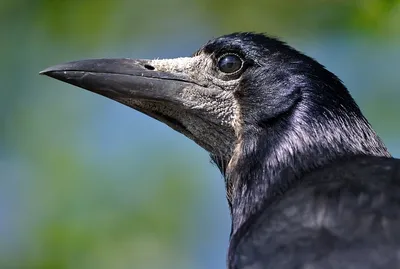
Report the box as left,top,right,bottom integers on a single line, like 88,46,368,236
41,32,400,269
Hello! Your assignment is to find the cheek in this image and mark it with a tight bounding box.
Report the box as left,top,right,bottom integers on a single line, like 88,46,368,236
236,69,301,107
233,75,302,127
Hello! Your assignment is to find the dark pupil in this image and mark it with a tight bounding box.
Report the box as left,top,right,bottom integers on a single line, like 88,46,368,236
218,55,242,73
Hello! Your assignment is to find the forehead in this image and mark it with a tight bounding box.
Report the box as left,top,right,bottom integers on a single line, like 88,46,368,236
195,33,287,58
196,35,250,57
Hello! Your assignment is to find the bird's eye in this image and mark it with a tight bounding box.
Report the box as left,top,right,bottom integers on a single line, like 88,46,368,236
217,54,243,74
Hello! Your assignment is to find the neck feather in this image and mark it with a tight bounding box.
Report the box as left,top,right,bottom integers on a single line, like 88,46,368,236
225,101,390,235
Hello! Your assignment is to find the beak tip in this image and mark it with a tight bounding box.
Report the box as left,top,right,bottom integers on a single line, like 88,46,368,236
40,64,71,81
39,66,73,84
39,69,49,75
39,66,58,76
40,62,73,77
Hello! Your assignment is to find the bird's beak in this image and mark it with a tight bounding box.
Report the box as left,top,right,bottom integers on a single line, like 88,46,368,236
41,56,236,158
40,58,195,105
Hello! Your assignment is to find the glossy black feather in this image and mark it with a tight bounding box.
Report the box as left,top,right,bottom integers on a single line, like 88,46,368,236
229,156,400,269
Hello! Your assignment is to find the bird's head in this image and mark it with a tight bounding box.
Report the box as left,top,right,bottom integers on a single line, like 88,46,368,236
43,33,291,164
40,34,322,165
41,33,389,216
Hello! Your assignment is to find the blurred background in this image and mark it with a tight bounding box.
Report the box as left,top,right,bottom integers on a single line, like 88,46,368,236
1,0,400,268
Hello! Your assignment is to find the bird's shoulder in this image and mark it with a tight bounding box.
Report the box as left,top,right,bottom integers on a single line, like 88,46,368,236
229,156,400,269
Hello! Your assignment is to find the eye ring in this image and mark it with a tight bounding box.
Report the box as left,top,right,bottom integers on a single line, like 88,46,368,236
217,53,244,74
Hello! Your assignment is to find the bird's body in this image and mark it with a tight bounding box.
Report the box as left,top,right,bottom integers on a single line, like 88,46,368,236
229,156,400,269
41,32,399,268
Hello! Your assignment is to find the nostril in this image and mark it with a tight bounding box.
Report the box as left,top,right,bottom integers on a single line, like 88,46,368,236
144,64,155,70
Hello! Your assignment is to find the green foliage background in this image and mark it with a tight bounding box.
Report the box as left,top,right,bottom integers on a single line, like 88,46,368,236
1,1,399,268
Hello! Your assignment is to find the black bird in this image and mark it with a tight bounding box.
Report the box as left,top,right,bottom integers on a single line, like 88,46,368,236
41,33,400,269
